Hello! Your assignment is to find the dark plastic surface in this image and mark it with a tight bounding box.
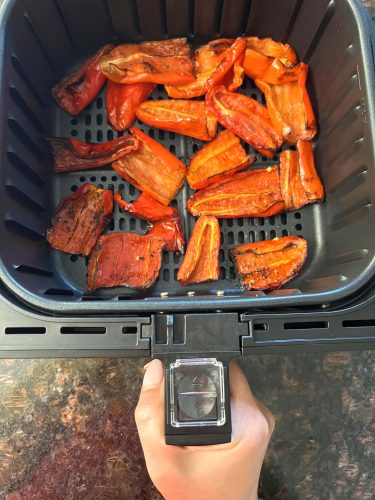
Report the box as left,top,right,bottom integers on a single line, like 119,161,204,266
0,0,375,315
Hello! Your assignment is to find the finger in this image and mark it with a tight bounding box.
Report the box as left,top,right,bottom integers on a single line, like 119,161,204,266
135,359,165,455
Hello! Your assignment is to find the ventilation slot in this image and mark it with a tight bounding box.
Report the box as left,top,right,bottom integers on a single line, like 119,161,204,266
44,288,74,296
253,322,269,331
10,55,46,108
5,327,46,334
6,185,45,213
7,119,45,160
284,321,328,330
60,326,106,334
122,326,138,334
9,87,46,133
7,151,45,187
342,320,375,328
15,265,53,278
5,219,44,241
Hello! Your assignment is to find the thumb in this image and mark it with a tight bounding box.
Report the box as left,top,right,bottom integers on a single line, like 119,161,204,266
135,359,165,454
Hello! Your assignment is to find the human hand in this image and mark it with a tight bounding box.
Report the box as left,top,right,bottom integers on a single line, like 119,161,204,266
135,359,275,500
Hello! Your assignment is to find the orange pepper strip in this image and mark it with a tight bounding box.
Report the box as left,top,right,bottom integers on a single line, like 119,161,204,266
187,167,285,218
165,38,245,99
100,38,194,85
106,81,155,131
255,63,317,145
245,37,297,63
114,192,179,221
177,215,220,285
243,49,301,85
230,236,308,291
206,86,283,157
280,140,324,210
203,38,247,92
187,130,255,190
87,232,164,291
112,128,186,206
136,100,218,141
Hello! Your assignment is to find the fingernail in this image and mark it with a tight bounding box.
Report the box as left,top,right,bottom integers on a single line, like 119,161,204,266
143,359,164,389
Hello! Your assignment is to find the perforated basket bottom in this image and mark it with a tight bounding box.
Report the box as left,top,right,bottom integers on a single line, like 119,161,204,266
52,81,318,300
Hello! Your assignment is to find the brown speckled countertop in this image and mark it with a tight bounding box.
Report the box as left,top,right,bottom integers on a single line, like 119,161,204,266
2,2,375,499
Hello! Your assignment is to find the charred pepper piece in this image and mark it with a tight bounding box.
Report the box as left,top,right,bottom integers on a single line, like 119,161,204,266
53,44,114,116
206,86,283,157
230,236,308,291
147,219,185,254
47,184,113,256
136,99,218,141
48,135,140,173
187,130,254,190
280,140,324,210
243,37,298,85
112,128,186,206
106,81,155,131
100,38,194,85
187,167,285,218
87,232,164,291
165,38,246,98
255,63,317,144
177,216,220,285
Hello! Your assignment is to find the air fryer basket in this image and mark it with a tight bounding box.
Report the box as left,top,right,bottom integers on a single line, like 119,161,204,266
1,0,375,314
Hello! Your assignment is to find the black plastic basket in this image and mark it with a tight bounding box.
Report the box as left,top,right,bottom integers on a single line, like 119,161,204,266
0,0,375,359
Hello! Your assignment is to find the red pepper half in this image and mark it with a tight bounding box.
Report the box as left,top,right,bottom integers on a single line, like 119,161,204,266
206,86,283,157
187,167,285,218
255,63,317,144
280,140,324,210
112,128,186,205
100,38,194,85
52,44,114,116
177,216,220,285
165,38,245,99
136,99,218,141
48,135,140,173
187,130,254,190
47,184,113,256
230,236,307,291
106,81,156,131
87,232,164,291
147,219,185,254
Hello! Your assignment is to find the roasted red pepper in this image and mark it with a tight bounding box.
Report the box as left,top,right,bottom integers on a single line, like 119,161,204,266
147,219,185,254
230,236,307,291
177,216,220,285
48,135,140,173
114,192,179,221
115,191,185,253
136,100,218,141
206,86,283,157
255,63,317,144
106,81,155,131
280,140,324,209
243,37,298,85
187,130,254,190
52,45,114,116
165,38,246,98
87,232,164,291
112,128,186,205
100,38,194,85
47,184,113,256
187,167,285,218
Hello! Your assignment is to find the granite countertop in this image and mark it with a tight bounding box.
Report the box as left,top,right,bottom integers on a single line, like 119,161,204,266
1,2,375,499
